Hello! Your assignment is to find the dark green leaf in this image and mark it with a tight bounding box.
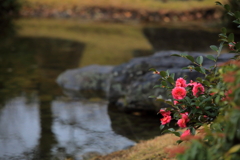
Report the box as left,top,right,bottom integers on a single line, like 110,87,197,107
172,132,181,137
228,11,235,16
170,73,175,79
160,71,167,77
224,4,230,11
190,127,196,135
186,55,195,62
222,27,227,33
210,45,218,52
153,85,162,88
176,140,183,144
171,54,181,57
160,125,165,130
168,128,176,132
215,1,222,6
206,55,216,62
228,33,234,42
181,53,188,57
200,67,206,74
149,68,157,72
167,77,175,84
196,56,203,65
236,42,240,49
148,95,156,98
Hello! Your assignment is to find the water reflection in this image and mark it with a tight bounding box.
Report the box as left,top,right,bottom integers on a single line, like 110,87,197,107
51,100,135,159
0,96,40,159
0,97,135,159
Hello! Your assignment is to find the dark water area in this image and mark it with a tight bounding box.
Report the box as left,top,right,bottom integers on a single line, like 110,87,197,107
143,26,240,52
0,36,162,159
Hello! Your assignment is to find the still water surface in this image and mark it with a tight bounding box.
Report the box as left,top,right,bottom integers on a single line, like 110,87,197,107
0,32,161,159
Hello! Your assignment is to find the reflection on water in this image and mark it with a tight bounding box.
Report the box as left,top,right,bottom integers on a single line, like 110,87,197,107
0,97,135,159
51,100,135,159
0,96,40,159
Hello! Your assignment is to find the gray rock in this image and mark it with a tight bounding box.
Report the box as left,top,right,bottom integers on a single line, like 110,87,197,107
57,51,235,111
56,65,114,99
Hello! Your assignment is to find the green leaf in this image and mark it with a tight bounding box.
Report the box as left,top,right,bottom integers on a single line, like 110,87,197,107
148,95,156,98
236,42,240,49
219,33,227,38
228,33,234,42
210,45,218,52
170,73,175,79
224,4,230,11
196,77,203,83
168,128,176,132
181,53,188,57
196,56,203,65
186,55,195,62
160,125,165,130
221,27,227,34
200,67,206,74
176,140,183,144
235,11,240,18
218,42,224,56
167,77,175,84
172,132,181,137
206,55,216,62
149,68,157,72
227,145,240,154
171,54,181,57
215,1,222,6
228,11,235,17
160,71,167,77
153,85,162,88
190,127,196,135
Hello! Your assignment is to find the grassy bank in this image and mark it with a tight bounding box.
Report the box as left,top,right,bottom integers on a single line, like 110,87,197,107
23,0,226,12
16,18,152,67
91,133,180,160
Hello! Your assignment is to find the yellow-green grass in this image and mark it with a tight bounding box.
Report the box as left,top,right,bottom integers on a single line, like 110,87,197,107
22,0,227,12
16,18,152,67
90,133,181,160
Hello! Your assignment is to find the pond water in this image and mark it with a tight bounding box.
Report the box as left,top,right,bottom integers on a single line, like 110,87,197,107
0,33,162,159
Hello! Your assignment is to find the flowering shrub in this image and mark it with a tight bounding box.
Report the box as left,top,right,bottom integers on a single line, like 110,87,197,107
150,0,240,147
150,1,240,159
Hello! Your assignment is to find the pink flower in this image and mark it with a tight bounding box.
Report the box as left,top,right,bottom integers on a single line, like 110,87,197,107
175,78,187,88
177,112,190,128
172,87,187,100
192,83,205,97
160,115,172,125
187,80,197,87
180,112,190,122
174,100,179,105
177,119,187,128
180,129,191,140
159,109,171,117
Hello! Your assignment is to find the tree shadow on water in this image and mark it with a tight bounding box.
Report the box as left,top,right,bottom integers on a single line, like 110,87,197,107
0,36,85,159
0,36,85,103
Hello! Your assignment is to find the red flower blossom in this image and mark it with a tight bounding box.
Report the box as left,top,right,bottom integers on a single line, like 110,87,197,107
187,80,197,87
160,115,172,125
192,83,205,97
177,119,187,128
174,100,179,105
177,112,190,128
172,87,187,100
180,129,191,140
159,109,171,117
175,77,187,88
